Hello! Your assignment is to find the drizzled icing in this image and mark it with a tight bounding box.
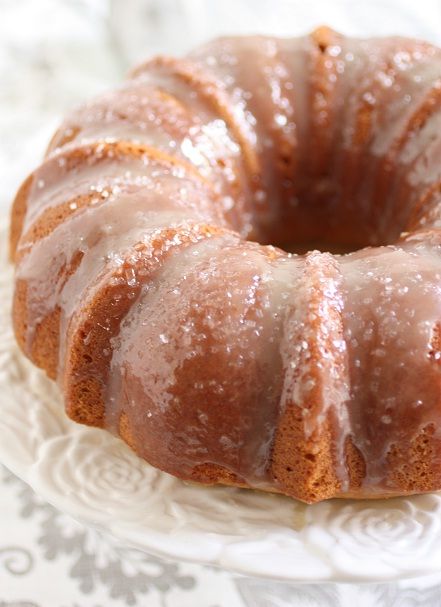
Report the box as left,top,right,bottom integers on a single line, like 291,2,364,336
107,239,289,484
10,28,441,502
341,243,441,491
279,251,351,490
17,166,224,368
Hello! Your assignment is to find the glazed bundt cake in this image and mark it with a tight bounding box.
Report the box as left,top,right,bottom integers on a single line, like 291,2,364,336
9,27,441,503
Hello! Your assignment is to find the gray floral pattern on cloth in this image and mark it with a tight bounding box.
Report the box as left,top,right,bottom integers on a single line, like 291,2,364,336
0,463,246,607
0,548,33,577
2,467,196,605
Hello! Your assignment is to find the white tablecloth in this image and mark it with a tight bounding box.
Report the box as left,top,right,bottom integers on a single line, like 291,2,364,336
2,1,441,604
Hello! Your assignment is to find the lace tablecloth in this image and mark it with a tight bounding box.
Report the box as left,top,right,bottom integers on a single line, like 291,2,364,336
2,0,441,604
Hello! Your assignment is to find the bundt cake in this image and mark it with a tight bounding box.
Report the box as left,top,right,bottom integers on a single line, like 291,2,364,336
9,27,441,503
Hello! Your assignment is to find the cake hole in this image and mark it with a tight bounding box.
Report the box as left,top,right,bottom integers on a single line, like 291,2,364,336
282,241,359,255
252,193,391,255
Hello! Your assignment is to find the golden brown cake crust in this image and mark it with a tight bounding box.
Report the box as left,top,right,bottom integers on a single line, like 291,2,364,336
10,27,441,503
